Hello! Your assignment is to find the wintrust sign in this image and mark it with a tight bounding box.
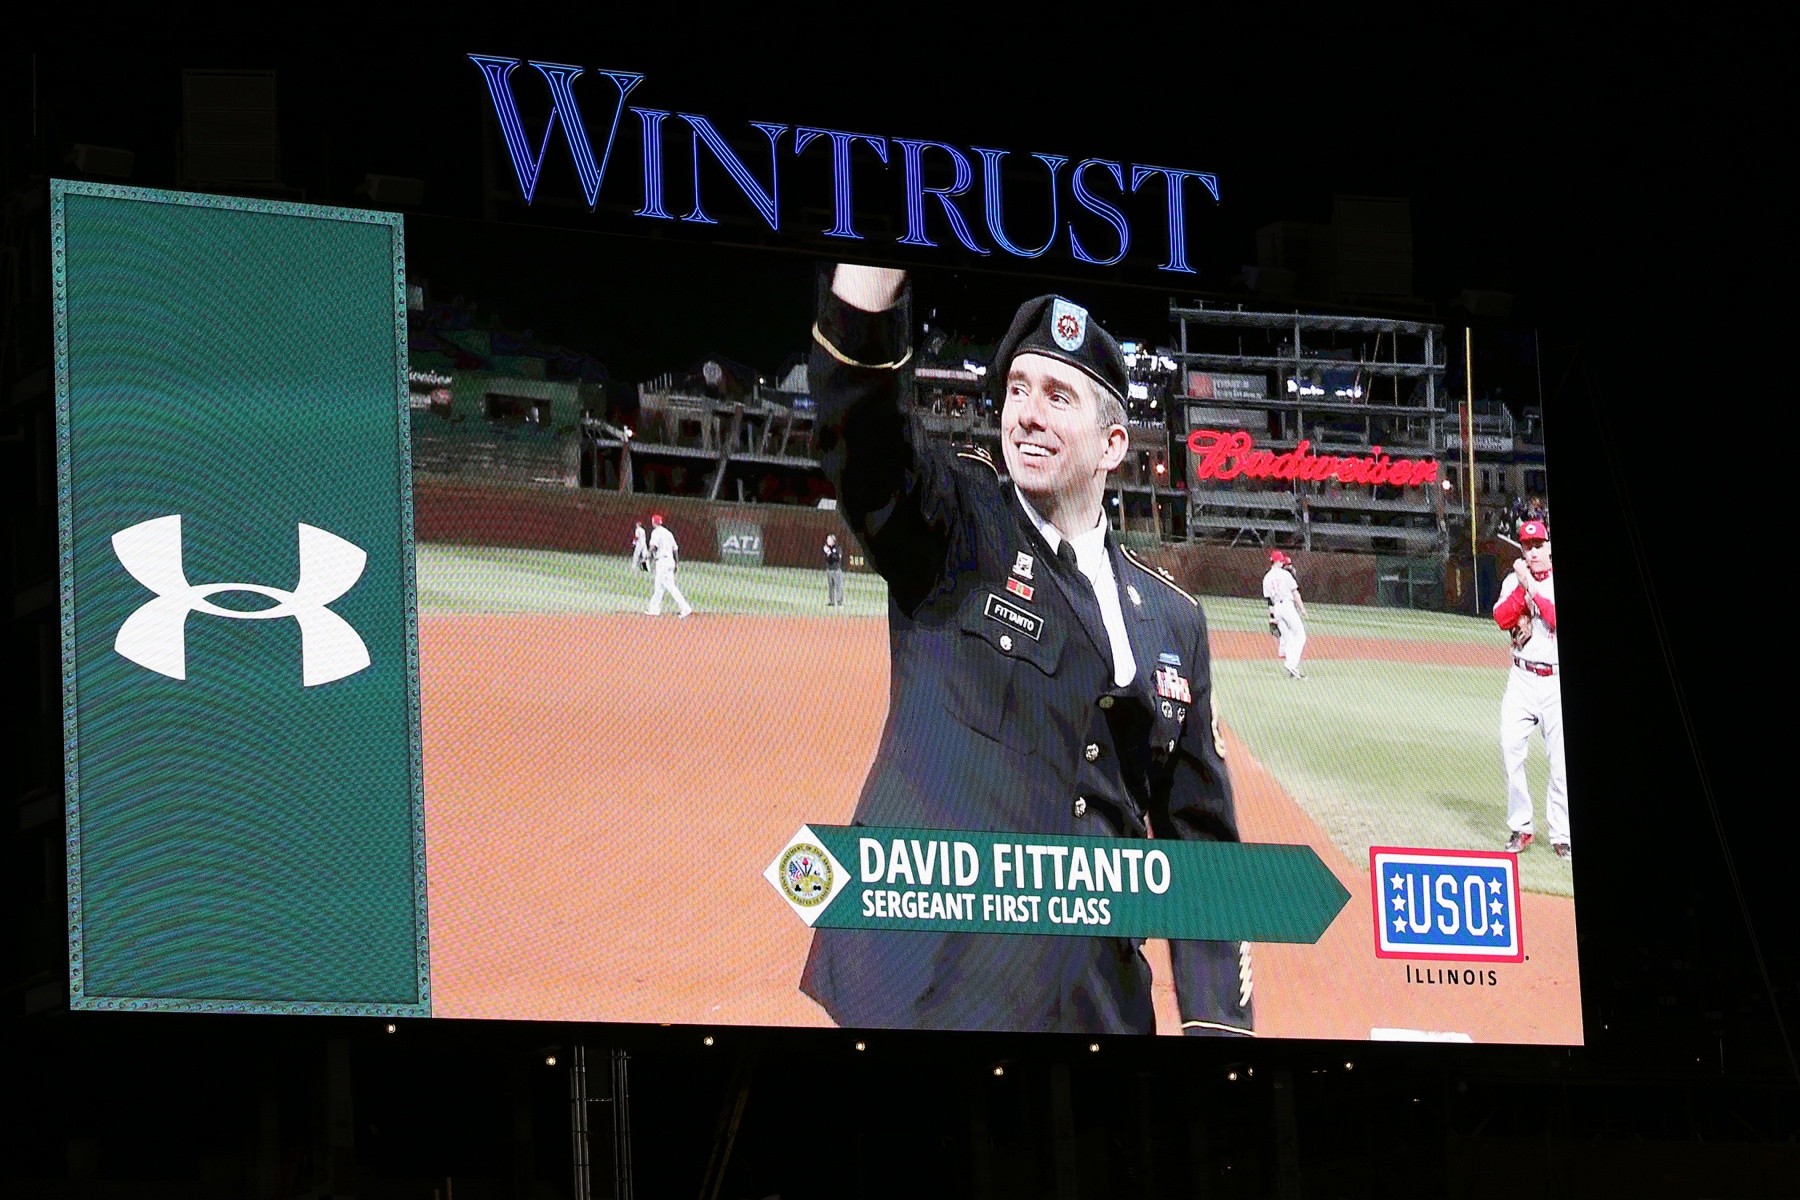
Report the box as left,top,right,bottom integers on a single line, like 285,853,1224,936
469,55,1221,274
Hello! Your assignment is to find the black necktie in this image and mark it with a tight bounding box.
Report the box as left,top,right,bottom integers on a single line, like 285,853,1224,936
1057,540,1081,577
1055,539,1110,660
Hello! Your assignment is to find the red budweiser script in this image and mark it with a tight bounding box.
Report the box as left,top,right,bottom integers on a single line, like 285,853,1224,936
1186,430,1440,487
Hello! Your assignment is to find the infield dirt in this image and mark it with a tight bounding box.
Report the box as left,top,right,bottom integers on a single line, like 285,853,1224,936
420,613,1580,1042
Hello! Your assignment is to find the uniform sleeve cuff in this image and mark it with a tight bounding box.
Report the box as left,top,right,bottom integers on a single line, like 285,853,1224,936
816,285,911,370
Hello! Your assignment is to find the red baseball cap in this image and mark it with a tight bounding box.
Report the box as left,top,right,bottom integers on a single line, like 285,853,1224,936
1269,549,1290,564
1518,520,1549,543
650,514,664,526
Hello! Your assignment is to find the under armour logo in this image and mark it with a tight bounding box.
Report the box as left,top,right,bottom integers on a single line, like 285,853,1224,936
112,514,371,687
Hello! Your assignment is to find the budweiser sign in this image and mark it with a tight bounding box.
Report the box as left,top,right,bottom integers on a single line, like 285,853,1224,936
1186,430,1441,487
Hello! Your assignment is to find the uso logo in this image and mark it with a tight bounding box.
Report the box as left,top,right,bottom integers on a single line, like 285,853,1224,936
1370,847,1524,963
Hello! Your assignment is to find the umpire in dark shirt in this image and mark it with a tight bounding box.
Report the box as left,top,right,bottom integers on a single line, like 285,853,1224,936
799,265,1253,1036
823,533,847,606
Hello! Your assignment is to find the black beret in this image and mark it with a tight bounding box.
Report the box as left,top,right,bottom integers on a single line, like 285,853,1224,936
990,295,1128,406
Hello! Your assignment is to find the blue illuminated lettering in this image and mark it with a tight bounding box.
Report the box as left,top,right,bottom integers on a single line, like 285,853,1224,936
467,55,640,209
895,139,988,255
793,127,890,240
974,148,1067,260
680,115,788,230
1129,163,1220,275
633,107,673,219
469,54,1228,277
1067,159,1131,267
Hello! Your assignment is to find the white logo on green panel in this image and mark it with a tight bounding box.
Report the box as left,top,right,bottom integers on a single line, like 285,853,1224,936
111,514,371,687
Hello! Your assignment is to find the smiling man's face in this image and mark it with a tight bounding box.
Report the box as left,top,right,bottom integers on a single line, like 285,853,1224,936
1000,352,1126,523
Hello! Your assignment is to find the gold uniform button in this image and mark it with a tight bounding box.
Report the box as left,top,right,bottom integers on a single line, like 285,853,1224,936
1073,797,1088,818
1084,743,1100,762
1098,696,1114,710
1000,634,1013,652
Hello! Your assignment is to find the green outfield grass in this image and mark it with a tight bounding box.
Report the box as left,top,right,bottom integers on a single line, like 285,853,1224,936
416,543,892,617
1212,657,1568,898
1196,595,1498,644
418,544,1497,644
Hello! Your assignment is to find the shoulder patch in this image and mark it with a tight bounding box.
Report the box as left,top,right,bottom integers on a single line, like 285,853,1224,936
954,445,1000,477
1121,547,1199,606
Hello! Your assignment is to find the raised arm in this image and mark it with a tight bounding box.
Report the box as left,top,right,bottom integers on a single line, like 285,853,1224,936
831,264,905,313
811,265,958,610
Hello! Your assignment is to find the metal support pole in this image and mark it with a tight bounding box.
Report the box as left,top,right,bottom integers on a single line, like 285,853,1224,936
698,1047,757,1200
1272,1067,1304,1200
570,1045,592,1200
1293,315,1305,450
1048,1063,1078,1200
610,1050,634,1200
710,404,742,501
1149,450,1161,542
325,1038,355,1198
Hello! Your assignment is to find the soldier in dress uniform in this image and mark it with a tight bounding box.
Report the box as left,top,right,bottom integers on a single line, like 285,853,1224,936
799,264,1253,1037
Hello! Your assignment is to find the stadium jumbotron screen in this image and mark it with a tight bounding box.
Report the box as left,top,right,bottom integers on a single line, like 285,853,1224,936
54,178,1580,1044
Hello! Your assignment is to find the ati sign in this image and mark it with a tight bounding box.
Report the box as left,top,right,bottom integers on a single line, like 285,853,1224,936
716,520,764,566
468,55,1221,274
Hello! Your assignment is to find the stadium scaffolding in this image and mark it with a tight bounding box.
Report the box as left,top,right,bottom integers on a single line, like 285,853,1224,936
1169,305,1458,572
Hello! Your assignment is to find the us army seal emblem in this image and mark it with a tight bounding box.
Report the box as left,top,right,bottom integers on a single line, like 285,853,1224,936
780,843,833,907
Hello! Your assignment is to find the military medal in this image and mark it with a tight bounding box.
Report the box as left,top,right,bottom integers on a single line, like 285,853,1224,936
1154,666,1192,704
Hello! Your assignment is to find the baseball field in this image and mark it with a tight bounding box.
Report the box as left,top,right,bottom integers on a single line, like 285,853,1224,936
415,544,1582,1044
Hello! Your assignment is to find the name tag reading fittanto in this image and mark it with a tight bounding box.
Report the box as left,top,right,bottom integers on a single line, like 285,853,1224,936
984,593,1042,640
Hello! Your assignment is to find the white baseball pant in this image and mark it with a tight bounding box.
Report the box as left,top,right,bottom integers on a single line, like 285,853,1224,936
1500,666,1568,843
1272,600,1306,675
646,559,692,617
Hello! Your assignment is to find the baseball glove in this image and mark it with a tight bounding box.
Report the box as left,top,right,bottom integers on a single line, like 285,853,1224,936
1508,615,1534,651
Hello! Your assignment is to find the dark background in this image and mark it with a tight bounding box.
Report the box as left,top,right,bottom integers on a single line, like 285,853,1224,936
4,8,1789,1197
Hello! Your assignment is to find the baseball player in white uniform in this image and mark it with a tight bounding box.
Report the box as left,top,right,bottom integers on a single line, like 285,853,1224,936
629,520,649,572
1262,549,1307,679
1493,519,1567,859
644,514,693,618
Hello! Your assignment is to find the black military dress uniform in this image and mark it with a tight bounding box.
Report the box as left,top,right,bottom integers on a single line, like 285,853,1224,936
799,281,1253,1036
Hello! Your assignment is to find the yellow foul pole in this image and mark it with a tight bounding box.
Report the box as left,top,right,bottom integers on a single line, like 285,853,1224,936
1464,327,1478,588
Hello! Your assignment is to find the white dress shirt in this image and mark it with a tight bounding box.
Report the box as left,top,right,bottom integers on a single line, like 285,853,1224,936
1016,488,1137,687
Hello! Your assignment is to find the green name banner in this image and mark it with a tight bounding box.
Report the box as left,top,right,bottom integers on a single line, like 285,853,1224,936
766,825,1350,943
54,182,427,1014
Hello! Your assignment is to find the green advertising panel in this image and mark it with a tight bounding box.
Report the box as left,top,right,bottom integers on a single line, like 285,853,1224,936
54,182,426,1014
716,518,765,567
766,825,1350,943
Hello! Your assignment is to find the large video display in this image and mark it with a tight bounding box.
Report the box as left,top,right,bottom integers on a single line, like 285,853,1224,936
56,178,1580,1043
